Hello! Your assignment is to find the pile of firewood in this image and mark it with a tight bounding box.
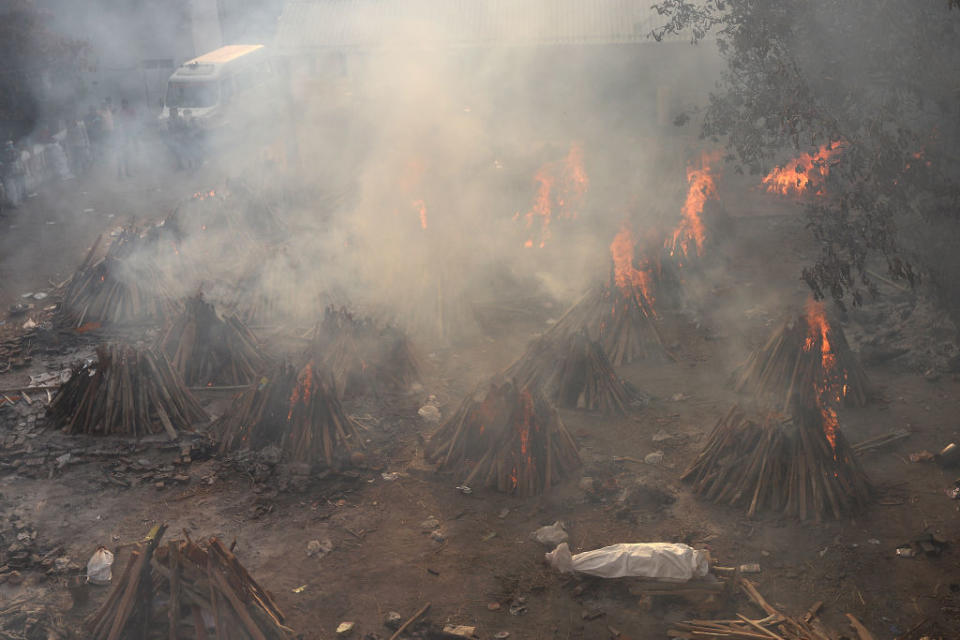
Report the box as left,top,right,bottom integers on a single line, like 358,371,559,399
671,577,876,640
57,231,181,328
426,379,581,496
733,307,870,408
215,361,364,466
87,524,295,640
158,294,268,386
681,405,871,520
549,281,672,366
312,306,420,398
506,330,638,415
48,344,207,439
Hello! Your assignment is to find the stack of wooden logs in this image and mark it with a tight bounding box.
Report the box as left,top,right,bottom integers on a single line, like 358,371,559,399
312,306,420,398
87,524,295,640
670,577,876,640
681,405,871,520
505,330,637,415
48,344,207,439
57,231,181,329
548,280,672,366
426,379,581,496
158,294,268,386
215,361,364,466
733,310,870,408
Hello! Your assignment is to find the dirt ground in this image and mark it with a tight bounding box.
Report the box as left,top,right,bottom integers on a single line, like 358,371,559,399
1,152,959,640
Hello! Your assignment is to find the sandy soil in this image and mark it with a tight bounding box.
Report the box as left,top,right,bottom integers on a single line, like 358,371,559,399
0,158,958,640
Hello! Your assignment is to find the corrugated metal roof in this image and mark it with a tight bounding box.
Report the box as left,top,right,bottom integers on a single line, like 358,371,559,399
275,0,681,52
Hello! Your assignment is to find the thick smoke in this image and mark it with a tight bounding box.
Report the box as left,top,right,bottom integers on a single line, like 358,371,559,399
30,1,725,345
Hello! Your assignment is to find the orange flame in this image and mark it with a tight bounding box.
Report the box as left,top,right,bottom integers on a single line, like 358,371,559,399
287,362,314,420
521,143,588,248
667,151,719,259
803,299,841,451
762,141,844,196
413,199,427,230
523,168,553,248
610,223,656,310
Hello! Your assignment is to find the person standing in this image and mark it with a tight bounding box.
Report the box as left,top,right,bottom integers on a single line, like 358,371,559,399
1,140,26,208
116,98,136,178
66,113,91,176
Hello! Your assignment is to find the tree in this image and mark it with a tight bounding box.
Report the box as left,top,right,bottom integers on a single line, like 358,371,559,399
0,0,88,140
652,0,960,319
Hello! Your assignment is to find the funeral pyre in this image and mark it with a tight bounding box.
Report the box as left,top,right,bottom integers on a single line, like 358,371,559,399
48,343,207,438
505,329,638,415
733,299,870,408
548,224,672,366
426,379,581,496
87,524,295,640
57,230,181,329
215,361,364,467
681,404,871,520
310,305,420,398
158,294,269,387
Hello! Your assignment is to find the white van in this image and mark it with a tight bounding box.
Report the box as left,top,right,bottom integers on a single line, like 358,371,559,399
158,44,274,130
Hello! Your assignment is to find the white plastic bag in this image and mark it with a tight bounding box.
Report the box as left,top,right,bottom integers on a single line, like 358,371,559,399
532,521,568,547
87,546,114,585
545,542,709,582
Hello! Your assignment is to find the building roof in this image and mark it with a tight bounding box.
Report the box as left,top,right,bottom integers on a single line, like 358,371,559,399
187,44,265,65
275,0,683,52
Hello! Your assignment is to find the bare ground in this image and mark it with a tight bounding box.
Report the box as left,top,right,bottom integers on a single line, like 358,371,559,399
0,165,959,640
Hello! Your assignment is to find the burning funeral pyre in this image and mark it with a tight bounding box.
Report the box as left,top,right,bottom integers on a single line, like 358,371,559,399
57,230,181,329
545,223,673,366
311,305,420,398
215,361,364,466
158,294,269,387
426,379,581,496
505,330,638,415
733,299,870,409
48,344,207,438
87,524,294,640
681,405,871,520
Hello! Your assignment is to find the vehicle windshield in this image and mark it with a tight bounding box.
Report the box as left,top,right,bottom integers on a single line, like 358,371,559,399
165,81,219,109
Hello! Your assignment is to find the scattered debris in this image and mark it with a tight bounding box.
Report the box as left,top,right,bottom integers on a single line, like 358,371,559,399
86,546,114,585
652,429,673,442
938,442,959,468
852,428,911,455
670,579,876,639
384,611,403,630
418,402,442,423
442,625,476,638
306,538,334,558
532,521,568,547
